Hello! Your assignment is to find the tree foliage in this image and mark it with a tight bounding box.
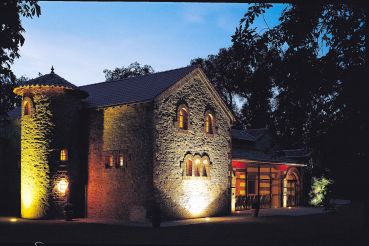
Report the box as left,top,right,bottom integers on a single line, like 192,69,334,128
103,62,154,81
234,3,366,199
192,3,366,200
191,47,246,115
0,1,41,78
309,176,333,207
0,75,27,118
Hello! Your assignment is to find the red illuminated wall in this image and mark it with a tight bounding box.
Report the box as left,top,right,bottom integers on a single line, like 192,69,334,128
87,104,154,221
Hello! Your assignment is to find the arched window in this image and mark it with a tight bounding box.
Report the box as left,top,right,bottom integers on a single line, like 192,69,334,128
179,108,189,130
183,154,211,178
23,101,31,116
186,159,193,176
194,159,201,177
60,149,68,161
205,113,214,134
202,159,209,177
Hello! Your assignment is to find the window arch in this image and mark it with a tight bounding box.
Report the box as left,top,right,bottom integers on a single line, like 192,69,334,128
201,156,210,177
205,113,214,134
22,98,33,116
183,153,211,178
194,158,201,177
178,105,189,130
186,159,193,176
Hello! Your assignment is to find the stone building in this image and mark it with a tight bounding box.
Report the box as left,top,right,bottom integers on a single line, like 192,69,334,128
4,65,308,221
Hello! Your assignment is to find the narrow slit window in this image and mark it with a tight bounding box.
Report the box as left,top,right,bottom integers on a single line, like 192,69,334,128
202,159,208,177
179,108,189,130
60,149,68,161
194,159,201,177
118,153,125,167
105,154,114,168
186,159,192,176
205,114,214,134
23,101,31,116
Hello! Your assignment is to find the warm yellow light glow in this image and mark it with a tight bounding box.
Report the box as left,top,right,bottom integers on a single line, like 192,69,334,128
189,196,208,216
22,170,48,219
23,101,31,116
22,187,33,209
60,149,68,161
205,217,210,221
179,108,188,129
205,114,213,134
181,180,216,217
203,159,208,165
195,159,200,164
9,218,17,222
119,154,124,167
57,179,69,194
288,206,292,209
109,155,114,167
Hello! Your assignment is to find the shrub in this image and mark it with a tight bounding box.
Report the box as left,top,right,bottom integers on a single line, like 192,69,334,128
309,176,333,206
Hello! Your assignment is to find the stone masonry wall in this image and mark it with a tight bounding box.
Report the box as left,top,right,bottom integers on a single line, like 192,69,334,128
153,73,232,219
20,89,83,219
87,103,154,221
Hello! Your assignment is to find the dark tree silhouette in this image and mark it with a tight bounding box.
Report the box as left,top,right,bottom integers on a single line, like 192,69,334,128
0,1,41,78
0,75,28,118
234,3,367,203
103,62,154,81
191,47,246,115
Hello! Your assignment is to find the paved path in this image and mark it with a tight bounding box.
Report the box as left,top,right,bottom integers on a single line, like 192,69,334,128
0,206,328,228
0,204,363,245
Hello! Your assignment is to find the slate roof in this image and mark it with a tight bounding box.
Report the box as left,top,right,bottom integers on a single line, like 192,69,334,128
244,128,268,139
273,149,311,159
231,129,256,142
232,148,306,165
7,65,199,118
15,72,78,90
80,65,198,108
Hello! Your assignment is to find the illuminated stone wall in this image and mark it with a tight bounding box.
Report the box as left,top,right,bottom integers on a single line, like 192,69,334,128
87,103,154,221
20,89,84,219
153,73,232,219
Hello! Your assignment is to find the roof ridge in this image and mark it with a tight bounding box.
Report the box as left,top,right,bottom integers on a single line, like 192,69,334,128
79,65,198,88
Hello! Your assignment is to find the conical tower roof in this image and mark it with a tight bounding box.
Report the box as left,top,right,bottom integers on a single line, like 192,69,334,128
14,66,85,97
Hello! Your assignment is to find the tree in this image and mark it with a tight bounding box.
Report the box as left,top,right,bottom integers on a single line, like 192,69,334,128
234,3,367,202
103,62,154,81
0,1,41,78
191,47,247,115
0,75,27,118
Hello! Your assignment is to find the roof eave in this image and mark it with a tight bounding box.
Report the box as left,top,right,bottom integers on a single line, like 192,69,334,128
232,158,307,167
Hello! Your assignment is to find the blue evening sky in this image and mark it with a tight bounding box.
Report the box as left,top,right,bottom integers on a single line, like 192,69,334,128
12,2,286,86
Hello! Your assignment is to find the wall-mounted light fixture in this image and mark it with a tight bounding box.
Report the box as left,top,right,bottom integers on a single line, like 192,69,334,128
57,178,69,195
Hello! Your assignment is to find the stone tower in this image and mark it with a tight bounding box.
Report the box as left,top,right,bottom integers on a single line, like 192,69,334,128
13,67,88,219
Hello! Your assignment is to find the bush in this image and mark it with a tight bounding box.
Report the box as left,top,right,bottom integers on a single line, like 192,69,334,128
309,176,333,206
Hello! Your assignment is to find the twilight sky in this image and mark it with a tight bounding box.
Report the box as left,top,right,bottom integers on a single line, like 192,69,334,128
12,2,286,86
